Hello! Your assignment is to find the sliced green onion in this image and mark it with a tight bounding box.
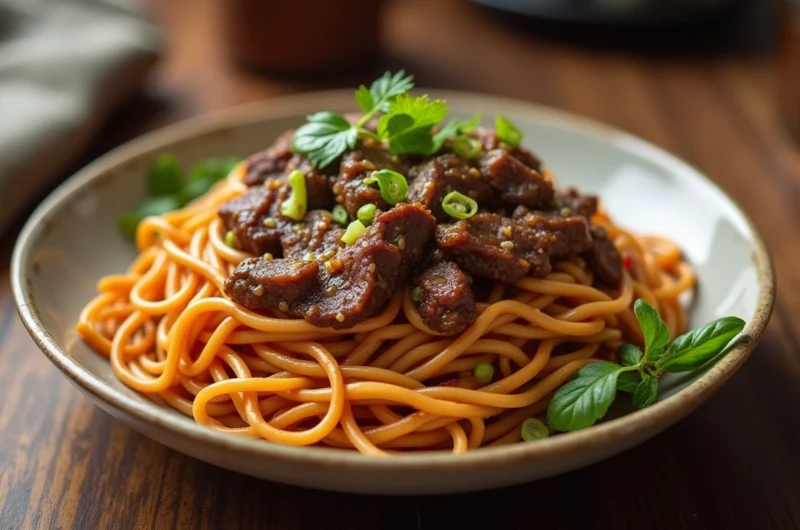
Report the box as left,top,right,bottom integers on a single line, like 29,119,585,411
363,169,408,205
441,191,478,220
280,170,308,221
147,153,184,197
225,231,237,248
473,362,494,384
410,286,421,302
495,115,523,148
357,203,377,225
459,114,482,133
331,204,349,226
452,136,482,159
341,220,367,245
521,418,549,441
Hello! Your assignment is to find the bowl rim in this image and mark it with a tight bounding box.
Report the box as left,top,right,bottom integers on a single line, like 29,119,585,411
11,89,776,472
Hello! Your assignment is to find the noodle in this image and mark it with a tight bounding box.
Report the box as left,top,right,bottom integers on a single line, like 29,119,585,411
76,166,695,454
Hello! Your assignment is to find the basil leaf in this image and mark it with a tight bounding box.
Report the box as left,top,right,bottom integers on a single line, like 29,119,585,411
292,113,357,168
547,361,622,432
619,344,643,367
147,153,184,197
616,370,639,393
634,299,671,361
656,316,746,373
632,376,659,409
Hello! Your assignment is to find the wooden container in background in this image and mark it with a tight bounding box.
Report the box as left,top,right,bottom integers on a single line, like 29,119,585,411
220,0,383,74
779,0,800,142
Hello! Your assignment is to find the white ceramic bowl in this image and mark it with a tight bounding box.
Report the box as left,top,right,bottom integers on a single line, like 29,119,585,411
11,90,774,494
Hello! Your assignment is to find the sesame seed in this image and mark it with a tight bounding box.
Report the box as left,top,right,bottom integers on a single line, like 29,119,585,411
468,168,481,178
432,250,443,262
368,263,376,273
435,276,446,285
262,217,277,228
503,227,512,237
324,258,343,274
278,301,289,312
324,285,338,297
319,248,336,261
335,312,345,323
263,253,273,261
397,235,406,250
253,285,265,296
500,241,515,250
293,261,304,269
362,161,376,171
303,252,315,262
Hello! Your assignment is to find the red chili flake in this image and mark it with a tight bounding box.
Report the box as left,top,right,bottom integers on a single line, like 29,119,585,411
623,256,633,270
439,379,460,387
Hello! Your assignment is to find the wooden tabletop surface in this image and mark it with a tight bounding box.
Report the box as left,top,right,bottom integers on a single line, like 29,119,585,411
2,0,799,528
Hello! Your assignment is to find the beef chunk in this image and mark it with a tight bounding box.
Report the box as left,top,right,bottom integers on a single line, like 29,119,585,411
225,203,436,329
436,213,591,283
417,261,477,335
281,210,344,261
333,148,409,218
243,130,294,186
481,149,555,208
553,188,598,218
407,154,494,221
224,258,319,310
218,186,286,256
584,225,622,285
471,127,542,170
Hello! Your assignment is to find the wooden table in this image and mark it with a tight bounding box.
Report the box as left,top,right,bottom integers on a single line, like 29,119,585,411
2,0,799,528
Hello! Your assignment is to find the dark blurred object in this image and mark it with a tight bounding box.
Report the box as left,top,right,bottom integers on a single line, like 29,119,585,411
779,0,800,143
470,0,740,25
221,0,382,75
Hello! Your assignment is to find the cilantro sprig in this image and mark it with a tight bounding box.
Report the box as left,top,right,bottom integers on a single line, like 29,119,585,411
546,299,746,432
293,71,489,168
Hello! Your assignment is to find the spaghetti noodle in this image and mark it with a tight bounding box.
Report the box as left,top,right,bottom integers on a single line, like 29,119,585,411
76,163,695,455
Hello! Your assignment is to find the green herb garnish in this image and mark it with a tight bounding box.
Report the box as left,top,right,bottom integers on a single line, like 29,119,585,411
495,115,523,148
521,418,549,441
341,220,367,245
441,191,478,220
357,203,377,225
546,299,746,432
280,170,308,221
331,204,349,226
363,169,408,205
452,136,482,159
410,286,421,302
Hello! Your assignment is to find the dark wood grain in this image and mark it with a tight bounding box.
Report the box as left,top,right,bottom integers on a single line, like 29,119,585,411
2,0,799,528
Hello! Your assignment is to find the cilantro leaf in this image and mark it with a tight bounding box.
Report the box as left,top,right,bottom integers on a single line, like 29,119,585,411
378,94,448,155
292,112,357,168
363,70,414,114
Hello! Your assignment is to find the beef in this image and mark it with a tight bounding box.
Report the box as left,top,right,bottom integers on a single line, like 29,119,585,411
471,127,542,170
417,261,477,335
281,210,344,261
333,147,410,218
218,186,286,256
553,188,598,218
481,149,555,208
584,225,622,285
225,203,436,329
243,130,294,186
436,213,591,283
224,258,319,310
407,154,494,221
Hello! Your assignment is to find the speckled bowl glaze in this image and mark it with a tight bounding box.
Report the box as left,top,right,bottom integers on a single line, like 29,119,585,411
11,91,775,495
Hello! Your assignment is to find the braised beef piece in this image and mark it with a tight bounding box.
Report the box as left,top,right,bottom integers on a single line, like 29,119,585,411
280,210,344,261
417,261,477,335
407,154,494,221
553,188,598,218
243,130,294,186
224,203,436,329
218,186,287,256
584,225,622,285
481,149,555,208
333,147,410,218
471,127,542,170
436,213,591,283
225,258,319,310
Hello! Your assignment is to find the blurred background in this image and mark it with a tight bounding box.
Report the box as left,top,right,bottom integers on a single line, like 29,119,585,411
0,0,796,231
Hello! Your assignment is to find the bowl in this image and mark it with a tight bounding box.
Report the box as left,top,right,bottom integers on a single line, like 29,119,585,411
11,90,774,494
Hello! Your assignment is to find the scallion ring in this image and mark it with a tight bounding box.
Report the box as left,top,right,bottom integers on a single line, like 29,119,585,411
452,136,482,159
441,191,478,220
410,286,421,302
363,169,408,205
357,203,377,225
331,204,349,226
521,418,549,441
341,220,367,245
280,170,307,221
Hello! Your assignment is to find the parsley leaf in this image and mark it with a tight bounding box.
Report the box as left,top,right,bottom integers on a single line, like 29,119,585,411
355,70,414,118
292,112,357,168
378,94,448,155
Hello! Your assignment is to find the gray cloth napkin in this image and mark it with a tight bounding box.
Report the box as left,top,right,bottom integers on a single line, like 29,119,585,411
0,0,161,232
